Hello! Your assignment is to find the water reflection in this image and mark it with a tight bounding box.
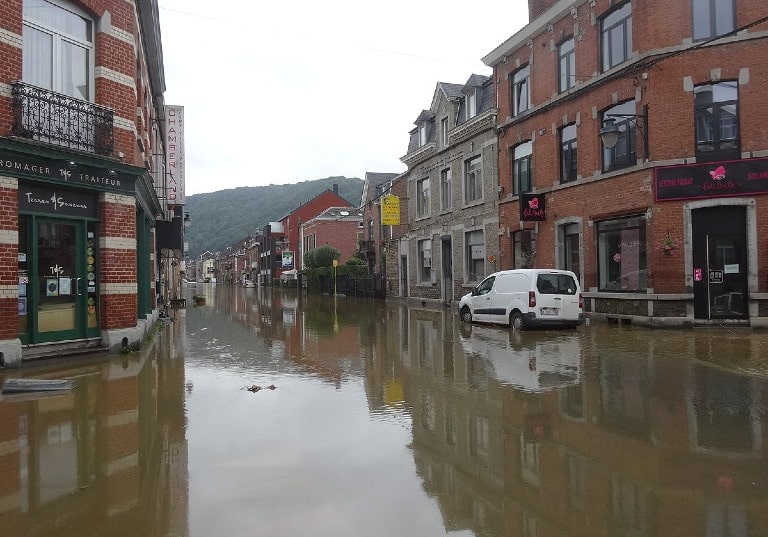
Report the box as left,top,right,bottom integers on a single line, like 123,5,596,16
0,312,188,537
2,284,768,536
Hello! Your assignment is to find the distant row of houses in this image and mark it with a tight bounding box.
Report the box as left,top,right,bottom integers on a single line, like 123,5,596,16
191,182,384,286
201,0,768,329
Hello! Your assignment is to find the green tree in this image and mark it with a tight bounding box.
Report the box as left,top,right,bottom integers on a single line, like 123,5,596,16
345,257,365,266
305,246,340,268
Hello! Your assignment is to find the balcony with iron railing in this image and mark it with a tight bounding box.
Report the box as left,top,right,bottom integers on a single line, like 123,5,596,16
11,81,114,156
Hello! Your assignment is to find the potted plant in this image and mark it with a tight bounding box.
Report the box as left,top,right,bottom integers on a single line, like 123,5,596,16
656,232,680,257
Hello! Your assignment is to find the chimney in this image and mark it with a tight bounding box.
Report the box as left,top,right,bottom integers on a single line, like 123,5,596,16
528,0,557,21
333,183,338,194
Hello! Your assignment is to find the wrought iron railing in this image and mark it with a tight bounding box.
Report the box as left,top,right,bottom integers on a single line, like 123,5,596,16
11,81,114,156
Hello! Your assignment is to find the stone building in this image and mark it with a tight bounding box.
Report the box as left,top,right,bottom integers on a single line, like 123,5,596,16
398,75,500,305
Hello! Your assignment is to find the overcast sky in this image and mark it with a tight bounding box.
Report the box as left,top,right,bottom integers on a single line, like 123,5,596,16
158,1,529,196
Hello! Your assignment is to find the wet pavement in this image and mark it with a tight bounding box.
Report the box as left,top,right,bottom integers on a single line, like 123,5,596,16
1,284,767,536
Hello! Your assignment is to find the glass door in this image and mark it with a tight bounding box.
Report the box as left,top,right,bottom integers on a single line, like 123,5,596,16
705,234,747,319
35,219,86,342
692,207,747,320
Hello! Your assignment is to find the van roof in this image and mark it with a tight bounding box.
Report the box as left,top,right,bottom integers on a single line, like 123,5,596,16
491,269,577,277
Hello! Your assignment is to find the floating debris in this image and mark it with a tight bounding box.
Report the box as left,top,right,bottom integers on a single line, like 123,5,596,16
2,378,75,394
245,384,276,393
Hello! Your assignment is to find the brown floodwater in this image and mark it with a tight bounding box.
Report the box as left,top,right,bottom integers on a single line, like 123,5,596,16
1,284,767,536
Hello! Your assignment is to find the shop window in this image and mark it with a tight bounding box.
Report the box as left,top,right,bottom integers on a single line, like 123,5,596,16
560,223,580,277
597,216,647,291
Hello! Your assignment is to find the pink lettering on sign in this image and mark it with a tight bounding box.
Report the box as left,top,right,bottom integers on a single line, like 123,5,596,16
658,177,694,188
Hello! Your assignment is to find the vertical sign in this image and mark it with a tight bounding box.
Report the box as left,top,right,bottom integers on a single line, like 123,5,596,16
282,251,294,269
165,105,186,205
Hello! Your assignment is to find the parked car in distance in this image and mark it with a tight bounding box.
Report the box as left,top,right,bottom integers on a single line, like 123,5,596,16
459,269,584,330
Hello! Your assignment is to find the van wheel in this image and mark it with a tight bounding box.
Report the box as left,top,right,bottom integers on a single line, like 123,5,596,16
510,311,526,331
460,306,473,323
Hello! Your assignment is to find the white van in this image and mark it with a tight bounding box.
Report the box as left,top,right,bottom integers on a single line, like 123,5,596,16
459,269,584,330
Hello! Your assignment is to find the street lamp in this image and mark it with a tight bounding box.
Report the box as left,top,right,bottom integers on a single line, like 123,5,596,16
599,104,649,161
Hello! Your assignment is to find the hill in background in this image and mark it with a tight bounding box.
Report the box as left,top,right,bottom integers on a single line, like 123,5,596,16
184,176,364,259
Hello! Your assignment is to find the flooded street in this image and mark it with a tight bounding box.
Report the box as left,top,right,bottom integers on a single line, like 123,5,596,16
2,284,768,536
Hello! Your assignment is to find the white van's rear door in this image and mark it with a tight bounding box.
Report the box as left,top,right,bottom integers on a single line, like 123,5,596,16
535,272,581,322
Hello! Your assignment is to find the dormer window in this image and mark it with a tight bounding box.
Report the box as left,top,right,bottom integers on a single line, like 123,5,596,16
419,123,428,146
466,91,477,120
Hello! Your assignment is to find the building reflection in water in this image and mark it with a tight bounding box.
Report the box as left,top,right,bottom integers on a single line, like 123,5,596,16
201,285,768,537
388,307,768,537
9,283,763,536
0,312,189,537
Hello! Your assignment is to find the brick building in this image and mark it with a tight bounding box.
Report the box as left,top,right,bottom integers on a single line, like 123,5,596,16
278,185,353,271
0,0,170,364
301,207,364,266
482,0,768,327
359,171,400,275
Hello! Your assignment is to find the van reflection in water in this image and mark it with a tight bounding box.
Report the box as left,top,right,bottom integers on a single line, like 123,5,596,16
459,323,581,392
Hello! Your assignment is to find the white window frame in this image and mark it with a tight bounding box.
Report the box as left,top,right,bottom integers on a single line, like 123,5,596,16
418,239,432,283
416,177,430,218
465,230,485,283
440,168,452,211
466,91,477,120
419,123,428,147
512,65,530,116
440,117,449,147
22,0,95,101
464,155,483,204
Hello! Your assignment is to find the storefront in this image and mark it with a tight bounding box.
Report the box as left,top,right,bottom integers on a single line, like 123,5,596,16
655,156,768,324
18,183,101,343
0,142,162,364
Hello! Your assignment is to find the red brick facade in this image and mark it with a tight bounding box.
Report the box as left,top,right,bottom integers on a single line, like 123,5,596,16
0,0,167,361
280,188,354,267
483,0,768,326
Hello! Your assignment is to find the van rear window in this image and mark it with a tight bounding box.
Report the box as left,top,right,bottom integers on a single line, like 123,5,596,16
537,274,577,295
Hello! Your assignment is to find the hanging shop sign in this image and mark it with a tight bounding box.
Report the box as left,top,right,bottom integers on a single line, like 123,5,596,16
19,183,97,218
282,251,294,269
520,192,546,221
381,195,401,226
164,105,186,205
0,149,135,194
655,157,768,201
